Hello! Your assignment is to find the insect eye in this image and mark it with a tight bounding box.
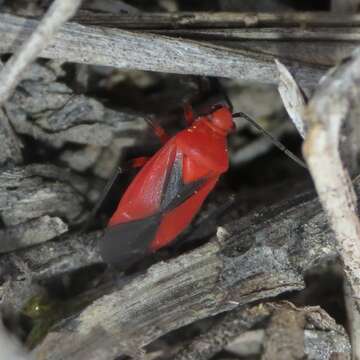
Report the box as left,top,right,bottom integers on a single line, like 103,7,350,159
211,104,223,112
195,103,228,118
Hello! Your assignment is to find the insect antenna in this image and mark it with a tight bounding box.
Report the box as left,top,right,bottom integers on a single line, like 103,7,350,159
81,166,123,232
232,111,307,169
222,88,234,112
205,77,234,111
206,78,306,168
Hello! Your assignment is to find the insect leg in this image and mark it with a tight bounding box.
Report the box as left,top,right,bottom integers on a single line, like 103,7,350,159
144,118,170,144
184,102,195,126
86,154,153,227
82,166,123,231
129,156,149,169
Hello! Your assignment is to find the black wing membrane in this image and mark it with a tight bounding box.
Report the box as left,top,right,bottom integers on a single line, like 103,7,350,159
100,213,162,268
160,152,206,212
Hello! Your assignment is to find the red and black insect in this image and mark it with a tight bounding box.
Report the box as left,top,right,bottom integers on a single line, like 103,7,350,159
99,102,306,267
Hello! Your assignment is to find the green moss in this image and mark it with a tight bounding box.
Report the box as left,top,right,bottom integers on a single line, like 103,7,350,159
22,293,60,348
22,292,93,349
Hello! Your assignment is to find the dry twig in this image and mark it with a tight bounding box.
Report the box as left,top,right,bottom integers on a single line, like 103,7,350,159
31,181,359,359
331,0,360,13
276,59,307,138
73,11,360,29
173,303,350,360
300,49,360,359
0,318,33,360
0,0,82,107
149,27,360,41
276,52,360,359
83,0,139,14
303,49,360,307
0,13,323,87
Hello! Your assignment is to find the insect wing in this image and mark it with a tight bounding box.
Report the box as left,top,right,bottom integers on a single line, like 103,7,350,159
108,141,177,226
101,213,162,267
150,176,218,251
